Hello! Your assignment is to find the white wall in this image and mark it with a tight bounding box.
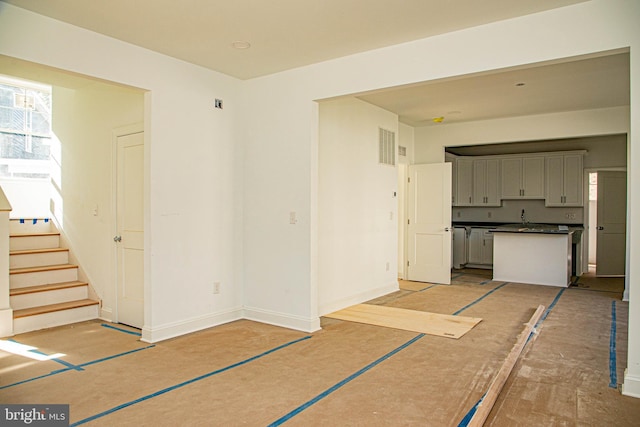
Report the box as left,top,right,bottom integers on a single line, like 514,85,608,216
318,98,398,315
239,0,640,395
0,4,244,342
3,0,640,395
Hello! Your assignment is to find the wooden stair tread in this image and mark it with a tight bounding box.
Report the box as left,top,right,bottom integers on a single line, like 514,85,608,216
10,281,88,296
10,263,78,275
13,299,99,319
10,232,60,237
10,247,69,256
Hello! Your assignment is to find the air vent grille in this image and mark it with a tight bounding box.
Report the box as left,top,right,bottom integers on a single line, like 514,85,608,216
398,145,407,157
379,128,395,166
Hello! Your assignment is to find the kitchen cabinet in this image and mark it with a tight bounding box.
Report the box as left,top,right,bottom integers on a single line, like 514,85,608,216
501,156,545,199
468,228,494,266
472,159,500,206
454,158,473,206
545,154,583,206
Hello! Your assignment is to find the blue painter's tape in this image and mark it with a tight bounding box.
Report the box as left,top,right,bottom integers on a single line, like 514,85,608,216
268,334,425,427
458,393,486,427
70,336,312,426
452,273,465,280
609,300,617,388
101,323,142,336
453,282,509,316
45,218,49,223
19,218,24,224
8,339,83,371
419,284,439,292
480,280,491,285
32,218,37,224
0,345,155,390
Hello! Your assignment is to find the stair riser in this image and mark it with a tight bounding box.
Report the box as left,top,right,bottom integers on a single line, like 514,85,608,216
10,268,78,289
10,251,69,269
11,286,89,310
13,304,99,335
9,220,53,234
10,235,60,251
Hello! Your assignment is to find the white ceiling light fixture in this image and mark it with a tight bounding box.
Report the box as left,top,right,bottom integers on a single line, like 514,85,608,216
231,41,251,49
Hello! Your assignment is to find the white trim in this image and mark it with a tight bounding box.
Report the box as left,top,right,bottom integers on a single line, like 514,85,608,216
99,307,113,322
622,369,640,398
243,306,321,333
318,281,399,317
0,308,13,337
140,307,243,343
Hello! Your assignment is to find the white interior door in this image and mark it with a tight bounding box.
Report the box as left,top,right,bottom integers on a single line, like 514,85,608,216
116,130,144,328
407,163,452,284
596,171,626,276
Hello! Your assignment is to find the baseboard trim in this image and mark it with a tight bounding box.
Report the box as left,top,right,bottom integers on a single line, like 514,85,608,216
140,307,243,343
243,306,321,333
99,307,113,323
0,308,13,337
622,369,640,398
318,282,399,316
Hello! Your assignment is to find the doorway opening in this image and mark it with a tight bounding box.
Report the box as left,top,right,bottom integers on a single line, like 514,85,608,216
586,170,627,278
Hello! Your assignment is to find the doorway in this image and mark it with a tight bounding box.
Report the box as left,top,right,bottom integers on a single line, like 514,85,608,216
114,125,144,328
587,171,627,278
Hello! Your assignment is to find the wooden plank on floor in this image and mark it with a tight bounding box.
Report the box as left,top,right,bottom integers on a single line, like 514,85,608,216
465,304,545,427
324,304,482,339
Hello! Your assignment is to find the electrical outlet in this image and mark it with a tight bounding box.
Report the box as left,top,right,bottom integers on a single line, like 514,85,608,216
289,211,297,225
565,212,576,220
487,211,492,219
386,262,390,271
213,282,220,294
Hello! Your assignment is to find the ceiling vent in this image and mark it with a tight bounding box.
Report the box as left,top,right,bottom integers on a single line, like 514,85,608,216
379,128,395,166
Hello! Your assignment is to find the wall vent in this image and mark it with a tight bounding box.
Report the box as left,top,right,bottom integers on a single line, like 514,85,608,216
379,128,396,166
398,145,407,157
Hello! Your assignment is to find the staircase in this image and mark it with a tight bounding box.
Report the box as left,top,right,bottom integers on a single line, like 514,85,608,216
9,218,99,334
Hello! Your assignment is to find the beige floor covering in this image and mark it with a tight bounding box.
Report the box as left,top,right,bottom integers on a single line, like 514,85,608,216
1,271,639,426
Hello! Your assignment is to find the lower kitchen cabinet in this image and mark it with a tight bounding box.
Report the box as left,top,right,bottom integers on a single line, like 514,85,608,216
468,228,494,267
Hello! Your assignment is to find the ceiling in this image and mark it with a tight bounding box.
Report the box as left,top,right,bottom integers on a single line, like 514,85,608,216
2,0,587,80
358,52,630,126
1,0,629,127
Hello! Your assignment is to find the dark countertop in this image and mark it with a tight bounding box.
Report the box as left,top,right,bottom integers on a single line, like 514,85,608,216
491,225,574,235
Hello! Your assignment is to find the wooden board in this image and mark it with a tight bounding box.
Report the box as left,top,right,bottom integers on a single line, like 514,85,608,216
325,304,482,339
464,305,546,427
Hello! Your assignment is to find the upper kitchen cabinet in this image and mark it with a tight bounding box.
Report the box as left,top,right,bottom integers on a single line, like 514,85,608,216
454,158,474,206
501,156,545,199
545,153,584,206
472,158,501,206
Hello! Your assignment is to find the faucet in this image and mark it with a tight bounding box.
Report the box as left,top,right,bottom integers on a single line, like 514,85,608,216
521,209,527,224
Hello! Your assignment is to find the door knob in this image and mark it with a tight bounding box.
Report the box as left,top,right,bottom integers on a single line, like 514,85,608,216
597,226,604,231
444,227,451,232
113,235,122,242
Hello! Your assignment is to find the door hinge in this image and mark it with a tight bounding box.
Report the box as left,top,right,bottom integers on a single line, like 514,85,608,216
407,260,410,267
407,219,410,225
408,177,411,183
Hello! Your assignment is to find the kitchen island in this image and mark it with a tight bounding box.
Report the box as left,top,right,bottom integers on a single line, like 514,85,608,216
492,225,573,287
